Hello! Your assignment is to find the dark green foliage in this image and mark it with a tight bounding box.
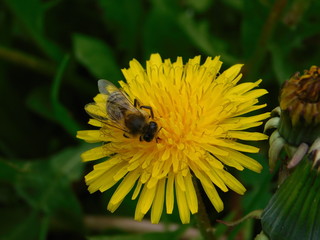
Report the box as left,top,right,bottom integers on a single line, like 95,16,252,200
261,160,320,240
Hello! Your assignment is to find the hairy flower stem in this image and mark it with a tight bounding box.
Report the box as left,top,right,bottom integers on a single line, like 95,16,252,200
193,177,216,240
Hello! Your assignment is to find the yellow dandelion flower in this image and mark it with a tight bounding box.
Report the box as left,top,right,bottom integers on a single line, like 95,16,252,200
77,54,269,224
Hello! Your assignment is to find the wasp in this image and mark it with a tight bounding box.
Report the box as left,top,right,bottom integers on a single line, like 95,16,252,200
85,80,158,142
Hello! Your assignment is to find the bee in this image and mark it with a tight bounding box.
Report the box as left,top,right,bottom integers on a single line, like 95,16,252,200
85,80,158,142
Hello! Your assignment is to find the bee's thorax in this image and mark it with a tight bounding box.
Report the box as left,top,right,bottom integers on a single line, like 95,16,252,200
125,114,147,135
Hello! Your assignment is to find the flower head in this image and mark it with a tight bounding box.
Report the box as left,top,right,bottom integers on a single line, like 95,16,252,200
77,54,269,224
265,66,320,171
280,65,320,126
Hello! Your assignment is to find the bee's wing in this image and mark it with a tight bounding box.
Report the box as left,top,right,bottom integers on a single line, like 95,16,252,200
85,102,129,133
98,79,142,120
85,79,141,133
98,79,119,95
85,79,129,131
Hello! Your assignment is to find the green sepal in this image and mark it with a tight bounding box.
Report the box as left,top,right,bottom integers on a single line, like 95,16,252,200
261,160,320,240
279,110,320,146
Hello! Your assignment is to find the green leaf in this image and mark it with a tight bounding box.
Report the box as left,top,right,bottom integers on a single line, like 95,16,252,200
185,0,213,12
3,0,64,61
241,0,268,59
2,210,46,240
0,158,21,181
269,44,292,84
142,0,195,59
4,0,43,33
73,33,121,80
2,144,88,238
269,0,320,84
178,12,237,64
51,54,81,136
143,0,239,63
222,0,243,11
98,0,143,57
50,143,91,181
14,161,61,212
26,85,55,122
261,160,320,240
26,79,81,138
12,144,87,218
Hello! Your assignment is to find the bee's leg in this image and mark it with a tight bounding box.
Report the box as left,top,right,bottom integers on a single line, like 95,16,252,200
134,99,140,108
123,133,130,138
155,127,163,143
140,105,154,119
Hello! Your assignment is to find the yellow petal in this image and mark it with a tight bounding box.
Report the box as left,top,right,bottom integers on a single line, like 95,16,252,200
109,170,140,205
166,172,175,214
175,177,190,224
202,182,224,212
151,178,166,224
81,145,112,161
184,173,198,214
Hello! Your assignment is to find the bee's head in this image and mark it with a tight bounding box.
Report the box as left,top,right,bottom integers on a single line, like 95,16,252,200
143,121,158,142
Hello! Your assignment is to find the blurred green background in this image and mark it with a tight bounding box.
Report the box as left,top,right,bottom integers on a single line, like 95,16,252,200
0,0,319,239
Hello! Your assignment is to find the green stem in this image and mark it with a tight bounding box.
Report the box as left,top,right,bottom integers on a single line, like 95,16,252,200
0,45,95,94
282,0,312,27
0,45,55,75
193,177,216,240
